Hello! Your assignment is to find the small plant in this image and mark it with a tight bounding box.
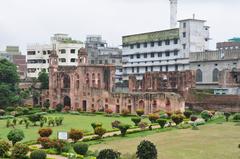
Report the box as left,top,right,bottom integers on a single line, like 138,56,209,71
190,115,198,122
73,142,89,156
11,143,29,159
97,149,121,159
121,108,130,116
111,120,121,128
136,109,144,116
105,108,113,114
94,127,107,138
148,114,160,123
157,119,167,128
0,140,11,157
30,150,47,159
183,110,192,118
171,114,184,125
136,140,157,159
7,129,25,145
138,122,148,130
37,137,53,149
200,110,212,122
38,128,52,137
224,112,231,122
91,122,103,130
117,124,130,137
68,129,83,143
131,117,141,126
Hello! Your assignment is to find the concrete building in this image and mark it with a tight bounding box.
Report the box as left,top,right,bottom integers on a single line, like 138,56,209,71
0,46,27,80
27,34,84,78
86,35,123,83
122,0,210,81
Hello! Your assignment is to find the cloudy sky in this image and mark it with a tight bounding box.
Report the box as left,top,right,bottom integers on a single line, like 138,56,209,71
0,0,239,53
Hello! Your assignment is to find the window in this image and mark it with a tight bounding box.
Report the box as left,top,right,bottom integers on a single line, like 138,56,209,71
174,39,178,44
212,68,219,82
99,60,102,64
105,60,108,64
166,65,168,72
215,63,218,66
151,42,155,47
158,41,162,46
130,45,134,49
60,49,66,54
144,53,147,58
158,52,162,57
151,53,155,58
159,66,162,71
165,51,170,57
43,51,46,55
60,58,66,62
112,59,116,63
137,67,139,73
151,66,153,71
47,50,51,54
165,40,170,45
183,44,186,49
130,55,134,59
91,60,94,64
70,49,75,54
196,69,203,82
174,50,178,56
144,43,148,48
145,67,148,72
132,67,134,73
175,65,178,71
137,43,140,48
183,22,186,28
183,32,186,38
137,54,140,59
71,58,76,62
27,51,36,55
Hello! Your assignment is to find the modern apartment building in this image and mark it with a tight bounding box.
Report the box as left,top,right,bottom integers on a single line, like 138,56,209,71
27,34,84,78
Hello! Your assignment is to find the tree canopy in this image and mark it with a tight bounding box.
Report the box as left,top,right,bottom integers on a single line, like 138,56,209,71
38,70,49,89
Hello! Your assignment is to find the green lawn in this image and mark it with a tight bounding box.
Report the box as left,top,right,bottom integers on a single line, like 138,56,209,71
89,122,240,159
0,113,148,142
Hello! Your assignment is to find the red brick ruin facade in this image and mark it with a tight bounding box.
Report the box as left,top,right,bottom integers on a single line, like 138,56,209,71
48,48,186,114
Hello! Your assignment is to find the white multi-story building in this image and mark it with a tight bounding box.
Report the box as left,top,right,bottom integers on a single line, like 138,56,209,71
27,34,84,78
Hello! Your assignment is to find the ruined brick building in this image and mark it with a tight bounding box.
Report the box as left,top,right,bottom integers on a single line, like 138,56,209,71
48,47,185,114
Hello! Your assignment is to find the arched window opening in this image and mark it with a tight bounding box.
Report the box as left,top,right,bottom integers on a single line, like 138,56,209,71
63,74,70,88
196,69,203,82
212,68,219,82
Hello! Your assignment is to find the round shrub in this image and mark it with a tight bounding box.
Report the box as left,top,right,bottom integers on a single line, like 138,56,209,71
117,124,130,137
30,150,47,159
136,140,157,159
138,122,148,130
233,113,240,121
94,127,107,138
136,109,144,116
171,114,184,125
105,108,113,114
11,143,29,159
7,129,25,145
190,115,198,122
183,110,192,118
0,140,11,157
73,142,89,155
0,109,5,116
68,129,83,143
37,137,53,149
6,106,15,112
224,112,231,122
28,114,43,125
111,120,121,128
55,103,64,112
200,110,212,122
91,122,103,130
148,114,160,123
97,149,120,159
157,119,167,128
38,128,52,137
131,117,141,126
121,108,129,116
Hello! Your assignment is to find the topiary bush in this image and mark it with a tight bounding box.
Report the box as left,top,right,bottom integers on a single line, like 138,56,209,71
6,106,15,112
0,140,11,157
68,129,83,143
136,109,144,116
200,110,212,122
136,140,157,159
30,150,47,159
111,120,121,129
233,113,240,121
94,127,107,138
37,137,53,149
121,108,130,116
224,112,231,122
28,113,43,126
73,142,89,156
7,129,25,145
97,149,120,159
148,114,160,123
38,128,52,137
91,122,103,130
117,124,130,137
183,110,192,118
131,117,141,126
171,114,184,125
11,143,29,159
156,119,167,128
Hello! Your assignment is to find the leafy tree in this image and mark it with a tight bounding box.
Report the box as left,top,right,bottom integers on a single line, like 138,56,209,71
7,129,25,145
136,140,157,159
38,70,49,89
97,149,121,159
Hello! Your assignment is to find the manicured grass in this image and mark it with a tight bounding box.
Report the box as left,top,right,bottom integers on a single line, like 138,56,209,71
89,122,240,159
0,113,148,142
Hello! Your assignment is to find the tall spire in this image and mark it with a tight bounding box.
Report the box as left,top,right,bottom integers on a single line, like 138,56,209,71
169,0,178,29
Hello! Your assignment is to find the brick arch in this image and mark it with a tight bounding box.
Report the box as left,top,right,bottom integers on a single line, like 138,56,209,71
138,100,145,110
64,96,71,107
62,74,70,88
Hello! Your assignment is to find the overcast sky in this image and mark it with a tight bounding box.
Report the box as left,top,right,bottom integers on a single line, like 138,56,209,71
0,0,239,53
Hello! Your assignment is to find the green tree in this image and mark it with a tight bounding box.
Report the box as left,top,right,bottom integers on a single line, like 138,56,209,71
38,70,49,89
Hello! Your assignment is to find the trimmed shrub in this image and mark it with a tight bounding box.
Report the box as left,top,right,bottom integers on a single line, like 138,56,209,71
0,109,5,116
111,120,121,128
55,103,64,112
6,106,15,112
52,139,67,154
37,137,53,149
0,140,11,157
131,117,141,126
97,149,120,159
94,127,107,138
233,113,240,121
28,114,43,126
224,112,231,122
136,109,144,116
117,124,130,137
7,129,24,145
38,128,52,137
190,115,198,122
183,110,192,118
138,122,148,130
136,140,157,159
200,110,212,122
121,108,130,116
30,150,47,159
11,143,29,159
68,129,83,143
171,114,184,125
157,119,167,128
91,122,102,130
148,114,160,123
73,142,89,156
105,108,113,114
